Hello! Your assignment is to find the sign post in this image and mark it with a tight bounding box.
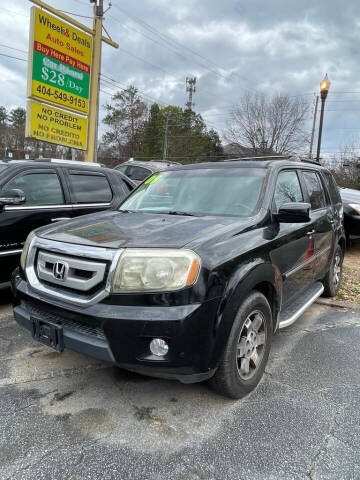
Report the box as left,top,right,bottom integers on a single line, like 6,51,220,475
85,8,103,163
26,0,118,161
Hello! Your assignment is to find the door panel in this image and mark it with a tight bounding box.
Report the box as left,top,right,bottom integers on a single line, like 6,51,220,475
270,169,315,305
0,169,69,281
300,170,335,281
270,223,314,304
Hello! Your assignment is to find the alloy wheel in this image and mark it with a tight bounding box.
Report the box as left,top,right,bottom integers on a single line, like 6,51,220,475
333,254,341,286
236,310,266,380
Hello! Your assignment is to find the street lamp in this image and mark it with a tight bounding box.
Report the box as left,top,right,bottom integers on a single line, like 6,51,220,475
316,74,331,163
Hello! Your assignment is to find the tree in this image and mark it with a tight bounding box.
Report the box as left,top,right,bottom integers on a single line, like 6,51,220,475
0,106,8,158
102,86,148,160
139,104,223,163
9,107,26,157
327,139,360,189
140,103,163,159
225,92,310,155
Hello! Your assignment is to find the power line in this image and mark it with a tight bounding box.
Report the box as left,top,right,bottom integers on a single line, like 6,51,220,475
110,5,260,93
100,75,169,106
120,6,268,92
0,52,27,62
0,44,27,55
58,10,93,19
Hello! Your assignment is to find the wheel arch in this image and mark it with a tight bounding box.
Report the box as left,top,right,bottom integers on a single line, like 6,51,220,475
338,235,346,256
209,261,282,369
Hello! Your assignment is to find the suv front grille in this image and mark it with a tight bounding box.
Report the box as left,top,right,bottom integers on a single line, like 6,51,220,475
36,250,107,293
26,237,122,307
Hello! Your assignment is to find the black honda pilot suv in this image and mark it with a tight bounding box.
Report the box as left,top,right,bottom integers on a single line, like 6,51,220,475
12,158,345,399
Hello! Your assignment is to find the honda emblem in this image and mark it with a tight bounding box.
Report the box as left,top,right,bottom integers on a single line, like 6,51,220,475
53,261,68,281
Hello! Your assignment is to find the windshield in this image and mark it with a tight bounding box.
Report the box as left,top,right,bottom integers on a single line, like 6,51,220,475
120,167,266,217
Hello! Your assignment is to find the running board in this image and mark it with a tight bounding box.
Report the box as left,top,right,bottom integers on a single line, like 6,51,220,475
279,282,324,329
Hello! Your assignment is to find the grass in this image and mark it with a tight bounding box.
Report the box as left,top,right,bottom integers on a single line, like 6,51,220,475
337,244,360,303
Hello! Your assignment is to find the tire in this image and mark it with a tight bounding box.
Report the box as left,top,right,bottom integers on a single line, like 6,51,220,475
210,291,272,399
322,244,343,298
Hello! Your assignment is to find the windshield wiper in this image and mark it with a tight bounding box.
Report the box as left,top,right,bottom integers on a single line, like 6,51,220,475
166,210,198,217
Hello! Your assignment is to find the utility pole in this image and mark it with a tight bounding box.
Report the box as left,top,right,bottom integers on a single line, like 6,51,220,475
85,0,103,163
163,116,169,160
185,77,196,110
309,95,319,159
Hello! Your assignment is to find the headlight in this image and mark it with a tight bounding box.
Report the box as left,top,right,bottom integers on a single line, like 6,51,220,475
112,249,201,292
349,204,360,215
20,231,36,271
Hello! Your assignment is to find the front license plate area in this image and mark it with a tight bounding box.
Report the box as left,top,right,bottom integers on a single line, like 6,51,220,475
32,317,64,352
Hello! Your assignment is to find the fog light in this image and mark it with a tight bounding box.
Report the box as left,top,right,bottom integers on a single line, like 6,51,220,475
150,338,169,357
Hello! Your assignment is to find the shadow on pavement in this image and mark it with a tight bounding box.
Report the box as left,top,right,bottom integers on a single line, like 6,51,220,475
0,287,12,306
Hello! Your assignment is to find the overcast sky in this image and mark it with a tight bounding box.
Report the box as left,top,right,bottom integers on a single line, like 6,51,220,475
1,0,360,157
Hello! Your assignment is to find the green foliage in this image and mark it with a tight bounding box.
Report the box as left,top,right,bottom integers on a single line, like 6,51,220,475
0,106,7,125
9,107,26,129
139,104,223,163
102,86,147,159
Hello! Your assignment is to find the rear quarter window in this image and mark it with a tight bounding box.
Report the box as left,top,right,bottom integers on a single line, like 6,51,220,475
69,173,113,203
302,171,326,210
322,171,342,204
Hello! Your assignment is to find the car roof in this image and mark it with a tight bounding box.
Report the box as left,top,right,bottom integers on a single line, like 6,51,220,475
1,160,116,174
339,187,360,202
121,159,181,170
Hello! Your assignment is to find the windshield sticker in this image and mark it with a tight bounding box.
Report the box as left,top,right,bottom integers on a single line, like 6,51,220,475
145,174,162,185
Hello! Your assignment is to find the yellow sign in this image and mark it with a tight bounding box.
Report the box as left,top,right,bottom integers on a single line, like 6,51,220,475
26,100,88,150
27,7,92,114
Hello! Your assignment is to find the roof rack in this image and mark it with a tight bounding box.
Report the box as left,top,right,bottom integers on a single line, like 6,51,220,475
223,155,293,162
34,158,104,167
298,158,322,166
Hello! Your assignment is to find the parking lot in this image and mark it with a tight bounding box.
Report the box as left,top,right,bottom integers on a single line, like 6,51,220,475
0,289,359,480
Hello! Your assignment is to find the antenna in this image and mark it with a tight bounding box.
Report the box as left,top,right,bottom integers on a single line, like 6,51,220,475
185,76,196,110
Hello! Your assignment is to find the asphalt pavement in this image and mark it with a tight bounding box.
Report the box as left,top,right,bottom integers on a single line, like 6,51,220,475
0,288,359,480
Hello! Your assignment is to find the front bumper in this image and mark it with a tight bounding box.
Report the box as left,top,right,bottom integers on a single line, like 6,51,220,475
12,270,219,384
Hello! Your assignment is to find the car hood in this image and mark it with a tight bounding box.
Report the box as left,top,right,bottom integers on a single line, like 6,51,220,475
340,188,360,204
37,210,253,249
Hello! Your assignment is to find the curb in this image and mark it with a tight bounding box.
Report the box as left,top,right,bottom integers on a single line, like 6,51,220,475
316,298,360,310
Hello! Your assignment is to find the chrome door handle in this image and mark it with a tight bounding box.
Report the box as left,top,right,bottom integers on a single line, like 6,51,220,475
306,229,316,236
51,217,71,222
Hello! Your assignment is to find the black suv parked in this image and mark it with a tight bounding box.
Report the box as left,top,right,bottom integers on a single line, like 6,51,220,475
12,158,345,398
0,160,134,287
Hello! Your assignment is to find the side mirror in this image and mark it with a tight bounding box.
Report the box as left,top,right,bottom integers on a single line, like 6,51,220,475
0,189,26,206
274,202,311,223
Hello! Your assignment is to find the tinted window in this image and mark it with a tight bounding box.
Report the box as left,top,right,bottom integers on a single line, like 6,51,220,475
6,172,63,206
323,171,341,204
111,172,133,199
69,174,112,203
274,170,303,210
303,171,326,210
127,166,151,181
120,167,266,217
115,165,128,174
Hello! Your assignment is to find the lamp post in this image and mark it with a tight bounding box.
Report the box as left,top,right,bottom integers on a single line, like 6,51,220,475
316,74,331,163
